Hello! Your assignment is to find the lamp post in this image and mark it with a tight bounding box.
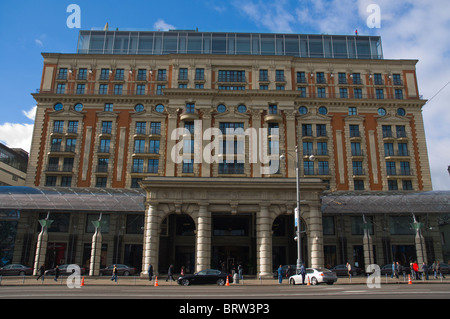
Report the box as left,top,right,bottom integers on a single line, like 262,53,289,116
281,146,315,274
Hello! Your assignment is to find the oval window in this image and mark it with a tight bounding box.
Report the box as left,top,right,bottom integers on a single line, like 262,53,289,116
135,104,144,112
155,104,165,112
54,103,63,111
298,106,308,115
318,106,328,115
237,104,247,113
74,103,83,112
378,107,386,116
397,108,406,116
217,104,226,113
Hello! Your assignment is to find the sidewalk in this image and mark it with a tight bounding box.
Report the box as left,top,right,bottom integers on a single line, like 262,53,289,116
1,275,449,286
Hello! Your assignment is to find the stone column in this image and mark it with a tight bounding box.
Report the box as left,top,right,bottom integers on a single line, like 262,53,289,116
412,216,427,265
363,217,374,267
196,204,211,272
89,218,104,276
307,204,324,269
141,203,160,276
256,204,272,278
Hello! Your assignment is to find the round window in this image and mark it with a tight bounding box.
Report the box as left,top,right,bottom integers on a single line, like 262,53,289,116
217,104,226,113
135,104,144,112
74,103,83,112
155,104,165,113
378,107,386,116
237,104,247,113
397,108,406,116
54,103,63,111
318,106,328,115
298,106,308,115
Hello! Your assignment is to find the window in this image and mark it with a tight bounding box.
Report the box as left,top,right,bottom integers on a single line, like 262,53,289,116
402,180,413,190
60,176,72,187
99,139,110,153
384,143,394,156
382,125,392,138
374,73,383,85
131,178,142,188
316,72,326,84
104,103,113,112
149,140,160,153
217,104,226,113
276,85,285,90
58,68,68,80
237,105,247,113
298,87,306,98
53,120,64,133
136,85,145,95
338,72,347,84
150,122,161,135
56,83,66,94
304,161,314,175
148,159,159,173
400,161,411,175
135,122,146,135
68,121,78,134
178,83,187,89
318,106,327,115
97,158,108,172
99,84,108,95
195,84,204,89
351,142,362,156
218,70,245,82
388,180,398,190
182,159,194,173
376,89,384,99
76,84,85,94
65,138,77,152
156,85,165,95
184,122,194,134
115,69,124,80
219,122,244,134
393,74,402,85
316,124,327,137
348,107,357,115
259,85,268,90
195,68,204,81
297,72,306,83
398,143,408,156
318,161,329,175
386,161,396,175
303,141,313,156
275,70,284,82
218,160,244,174
352,161,363,175
134,104,144,112
317,142,328,156
352,73,362,84
157,69,167,81
354,180,365,190
50,138,62,152
96,177,107,187
268,123,279,136
101,121,112,134
186,103,195,113
45,176,57,186
378,107,386,116
178,68,188,81
78,68,87,80
349,124,360,138
302,124,313,137
395,89,403,99
54,103,63,111
268,105,277,114
340,88,348,98
396,125,406,138
114,84,123,95
155,104,165,112
134,140,145,153
397,108,406,116
100,69,110,80
317,87,326,98
137,69,147,81
132,159,144,173
298,105,308,114
74,103,83,112
353,88,362,99
259,69,268,81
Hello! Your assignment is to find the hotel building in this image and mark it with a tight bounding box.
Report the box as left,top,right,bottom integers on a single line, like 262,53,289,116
3,30,446,277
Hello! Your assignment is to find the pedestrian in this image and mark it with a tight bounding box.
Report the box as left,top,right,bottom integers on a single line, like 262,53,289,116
300,263,306,285
54,265,60,282
437,261,445,279
36,264,45,281
111,264,118,283
422,262,429,280
180,265,185,277
395,262,400,279
391,261,396,279
277,265,283,284
166,264,174,282
413,261,419,280
148,263,153,281
346,262,352,280
410,262,415,280
238,264,243,280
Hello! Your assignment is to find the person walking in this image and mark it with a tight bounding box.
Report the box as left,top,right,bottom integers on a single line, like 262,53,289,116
422,262,429,280
413,261,419,280
166,264,174,282
346,262,352,280
111,264,118,283
238,264,243,281
437,261,446,279
148,263,154,282
180,265,185,277
410,262,415,280
54,265,60,282
36,264,45,282
277,265,283,284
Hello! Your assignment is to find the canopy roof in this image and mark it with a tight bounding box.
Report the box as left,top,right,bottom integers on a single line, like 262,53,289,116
0,186,145,212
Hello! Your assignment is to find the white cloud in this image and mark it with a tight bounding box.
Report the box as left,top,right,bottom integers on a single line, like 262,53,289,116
153,19,175,31
35,39,44,47
0,122,33,153
22,105,37,121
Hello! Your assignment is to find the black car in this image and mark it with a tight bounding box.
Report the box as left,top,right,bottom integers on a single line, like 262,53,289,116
177,269,232,286
330,264,362,276
0,264,33,276
99,264,136,276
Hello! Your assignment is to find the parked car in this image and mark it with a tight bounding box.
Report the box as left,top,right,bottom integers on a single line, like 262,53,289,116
99,264,135,276
330,264,361,276
289,268,337,285
45,264,86,276
177,269,232,286
272,265,297,279
0,264,33,276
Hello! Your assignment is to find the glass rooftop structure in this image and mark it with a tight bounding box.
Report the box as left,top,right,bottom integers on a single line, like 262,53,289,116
77,30,383,59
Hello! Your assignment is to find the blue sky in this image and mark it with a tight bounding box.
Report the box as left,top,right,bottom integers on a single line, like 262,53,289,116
0,0,449,190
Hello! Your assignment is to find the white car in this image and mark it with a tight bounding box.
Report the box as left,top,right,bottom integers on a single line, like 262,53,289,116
289,268,337,285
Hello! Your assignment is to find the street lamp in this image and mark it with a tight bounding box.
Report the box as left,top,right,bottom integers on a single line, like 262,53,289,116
280,146,315,274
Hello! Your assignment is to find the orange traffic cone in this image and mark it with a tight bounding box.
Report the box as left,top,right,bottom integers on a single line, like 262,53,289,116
81,276,85,287
154,276,159,287
226,276,230,286
408,274,412,284
307,277,311,286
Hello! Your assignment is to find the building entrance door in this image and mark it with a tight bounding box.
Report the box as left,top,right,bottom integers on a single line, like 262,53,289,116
212,246,253,274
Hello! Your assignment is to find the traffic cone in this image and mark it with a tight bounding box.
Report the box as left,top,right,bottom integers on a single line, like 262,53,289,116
226,276,230,286
408,274,412,284
307,276,311,286
81,276,85,287
154,276,159,287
